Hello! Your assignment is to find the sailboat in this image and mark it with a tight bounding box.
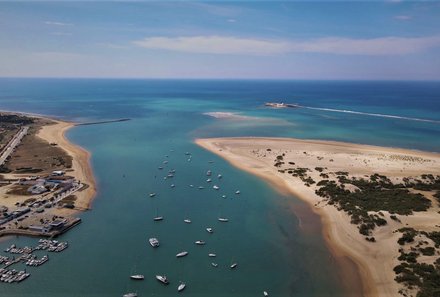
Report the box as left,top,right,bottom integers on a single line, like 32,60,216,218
153,208,163,221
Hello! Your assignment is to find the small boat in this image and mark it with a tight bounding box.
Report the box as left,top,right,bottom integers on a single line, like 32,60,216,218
184,219,191,224
218,218,229,222
206,228,213,234
198,186,204,189
178,282,186,292
171,184,175,188
263,291,269,296
213,185,219,190
211,262,218,267
206,178,212,183
221,195,227,198
195,240,205,245
169,169,176,173
206,170,212,176
176,251,189,258
130,274,144,280
189,184,194,188
123,293,137,297
208,253,216,257
230,263,238,269
218,174,222,179
235,190,240,194
156,275,169,285
163,161,168,164
167,174,174,178
208,161,214,164
185,152,191,155
149,238,160,247
153,216,164,221
158,166,163,170
149,193,156,197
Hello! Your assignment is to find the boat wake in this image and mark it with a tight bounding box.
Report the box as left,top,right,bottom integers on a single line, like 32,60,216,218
302,106,440,124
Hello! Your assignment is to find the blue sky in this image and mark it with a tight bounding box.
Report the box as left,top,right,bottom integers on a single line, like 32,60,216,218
1,1,440,80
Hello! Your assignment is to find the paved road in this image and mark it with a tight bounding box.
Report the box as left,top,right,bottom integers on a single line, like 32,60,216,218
0,126,28,166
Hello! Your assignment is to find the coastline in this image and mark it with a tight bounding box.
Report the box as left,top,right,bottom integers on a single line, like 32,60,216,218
36,118,97,213
195,137,440,297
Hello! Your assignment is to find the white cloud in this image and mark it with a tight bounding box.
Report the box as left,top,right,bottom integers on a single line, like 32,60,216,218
44,21,73,26
133,36,290,55
133,35,440,56
394,15,412,20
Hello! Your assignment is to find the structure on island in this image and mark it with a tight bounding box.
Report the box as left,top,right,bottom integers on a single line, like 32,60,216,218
264,102,301,108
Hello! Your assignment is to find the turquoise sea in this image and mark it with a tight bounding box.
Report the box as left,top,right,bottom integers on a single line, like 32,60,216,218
0,79,439,297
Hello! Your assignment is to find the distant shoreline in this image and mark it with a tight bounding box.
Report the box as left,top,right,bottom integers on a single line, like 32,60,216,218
195,137,440,297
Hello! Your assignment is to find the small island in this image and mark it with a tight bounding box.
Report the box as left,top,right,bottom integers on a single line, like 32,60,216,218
0,112,96,238
196,137,440,297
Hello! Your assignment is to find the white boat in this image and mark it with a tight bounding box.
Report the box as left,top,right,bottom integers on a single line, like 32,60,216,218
263,291,269,296
149,238,160,247
195,240,205,245
189,184,194,188
156,275,169,285
184,219,191,224
218,218,229,222
185,152,191,155
123,293,137,297
211,262,218,267
178,282,186,292
130,275,144,280
163,161,168,164
153,216,163,221
218,174,222,179
198,186,204,189
176,251,189,258
213,185,219,190
222,195,227,198
206,228,213,233
149,193,156,197
208,253,216,257
206,178,212,183
158,166,163,170
230,263,238,269
206,170,212,176
171,184,175,188
235,190,240,194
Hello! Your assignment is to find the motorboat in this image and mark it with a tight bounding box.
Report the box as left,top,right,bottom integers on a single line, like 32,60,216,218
123,293,137,297
208,253,216,257
153,216,163,221
211,262,218,267
206,228,213,234
130,275,144,280
178,282,186,292
235,190,240,194
198,186,204,189
217,174,222,179
195,240,205,245
230,263,238,269
184,219,191,224
218,218,229,222
149,238,160,247
206,178,212,183
206,170,212,176
263,291,269,296
156,275,169,285
213,185,219,190
176,251,189,258
171,184,175,188
149,193,156,197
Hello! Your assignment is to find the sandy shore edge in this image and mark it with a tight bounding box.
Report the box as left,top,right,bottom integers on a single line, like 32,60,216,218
195,137,440,297
36,118,97,212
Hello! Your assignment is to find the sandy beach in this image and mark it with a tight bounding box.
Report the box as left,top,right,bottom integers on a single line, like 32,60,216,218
196,137,440,297
37,119,96,213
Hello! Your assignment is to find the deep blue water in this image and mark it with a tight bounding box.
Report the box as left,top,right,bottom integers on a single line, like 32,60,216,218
0,79,439,297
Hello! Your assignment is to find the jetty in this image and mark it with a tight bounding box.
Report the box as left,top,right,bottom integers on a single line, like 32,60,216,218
75,118,131,126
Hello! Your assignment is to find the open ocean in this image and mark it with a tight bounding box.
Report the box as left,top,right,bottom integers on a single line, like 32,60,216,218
0,79,439,297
